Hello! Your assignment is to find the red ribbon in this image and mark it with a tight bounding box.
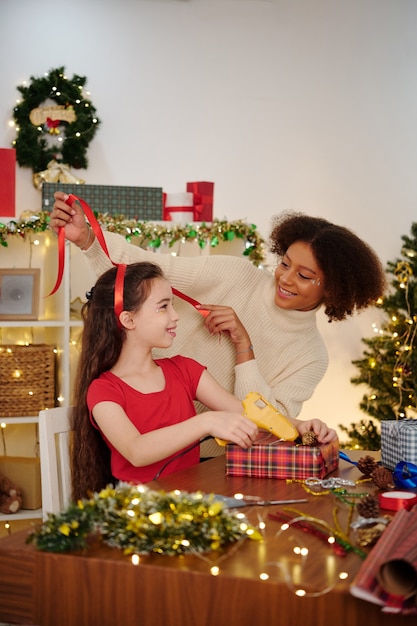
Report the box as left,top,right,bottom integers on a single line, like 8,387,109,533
46,193,116,297
171,288,209,318
163,206,195,221
114,264,127,328
48,194,209,317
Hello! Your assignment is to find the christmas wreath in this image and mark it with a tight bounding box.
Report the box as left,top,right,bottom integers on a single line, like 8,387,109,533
12,66,100,186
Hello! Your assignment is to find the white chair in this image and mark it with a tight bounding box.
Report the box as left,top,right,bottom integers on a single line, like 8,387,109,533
38,406,74,520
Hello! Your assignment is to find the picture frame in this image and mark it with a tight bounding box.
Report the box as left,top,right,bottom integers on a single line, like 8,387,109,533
0,268,41,320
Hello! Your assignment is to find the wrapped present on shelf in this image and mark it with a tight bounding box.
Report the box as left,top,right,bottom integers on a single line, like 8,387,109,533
381,419,417,470
225,433,339,480
42,183,163,221
0,456,41,510
162,192,195,223
163,182,215,222
0,148,16,217
186,181,214,222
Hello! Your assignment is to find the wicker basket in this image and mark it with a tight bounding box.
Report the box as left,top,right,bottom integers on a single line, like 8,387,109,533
0,344,56,417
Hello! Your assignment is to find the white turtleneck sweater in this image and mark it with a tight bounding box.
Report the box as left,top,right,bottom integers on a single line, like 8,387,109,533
84,232,329,456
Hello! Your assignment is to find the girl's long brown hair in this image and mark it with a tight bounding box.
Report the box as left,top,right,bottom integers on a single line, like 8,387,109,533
71,262,164,501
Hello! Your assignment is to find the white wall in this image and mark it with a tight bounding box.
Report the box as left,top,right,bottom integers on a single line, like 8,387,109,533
1,0,416,437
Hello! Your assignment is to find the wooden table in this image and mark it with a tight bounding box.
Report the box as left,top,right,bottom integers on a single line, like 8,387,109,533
0,451,412,626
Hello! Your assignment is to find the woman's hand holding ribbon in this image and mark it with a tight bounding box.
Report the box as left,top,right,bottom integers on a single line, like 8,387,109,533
49,191,93,250
197,304,254,357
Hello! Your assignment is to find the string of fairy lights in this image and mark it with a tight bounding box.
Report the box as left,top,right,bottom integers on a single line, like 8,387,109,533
363,249,417,418
0,225,266,534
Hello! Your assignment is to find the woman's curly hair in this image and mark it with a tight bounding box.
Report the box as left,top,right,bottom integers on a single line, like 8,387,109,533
269,212,387,322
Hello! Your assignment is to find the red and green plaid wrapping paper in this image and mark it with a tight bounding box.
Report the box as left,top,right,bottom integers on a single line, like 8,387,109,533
225,433,339,479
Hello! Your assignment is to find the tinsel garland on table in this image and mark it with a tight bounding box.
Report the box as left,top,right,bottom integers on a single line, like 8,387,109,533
0,211,266,266
27,483,261,555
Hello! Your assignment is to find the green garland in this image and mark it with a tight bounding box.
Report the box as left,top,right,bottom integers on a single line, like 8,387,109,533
27,484,261,555
0,212,267,266
12,66,100,173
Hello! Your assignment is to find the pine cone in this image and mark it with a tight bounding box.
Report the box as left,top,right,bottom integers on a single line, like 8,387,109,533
357,455,379,477
371,466,395,490
302,431,319,446
357,494,380,519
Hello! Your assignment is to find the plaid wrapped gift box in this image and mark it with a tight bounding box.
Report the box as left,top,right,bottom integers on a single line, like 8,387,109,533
381,419,417,470
225,433,339,480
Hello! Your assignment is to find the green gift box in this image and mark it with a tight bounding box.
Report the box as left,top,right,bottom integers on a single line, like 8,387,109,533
42,183,163,221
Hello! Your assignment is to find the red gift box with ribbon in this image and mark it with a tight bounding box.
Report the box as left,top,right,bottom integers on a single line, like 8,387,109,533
0,148,16,217
186,181,214,222
162,182,214,222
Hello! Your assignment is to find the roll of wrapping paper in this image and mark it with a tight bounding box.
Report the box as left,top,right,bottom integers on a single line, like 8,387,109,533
376,505,417,599
378,558,417,599
351,506,417,610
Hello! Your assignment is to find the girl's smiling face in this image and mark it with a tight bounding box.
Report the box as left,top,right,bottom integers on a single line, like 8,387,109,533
274,241,325,312
130,277,179,348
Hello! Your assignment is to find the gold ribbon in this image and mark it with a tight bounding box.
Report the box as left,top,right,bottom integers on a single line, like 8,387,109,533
33,160,85,190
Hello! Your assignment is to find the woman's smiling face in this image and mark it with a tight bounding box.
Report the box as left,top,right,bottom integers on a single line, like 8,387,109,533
274,241,325,312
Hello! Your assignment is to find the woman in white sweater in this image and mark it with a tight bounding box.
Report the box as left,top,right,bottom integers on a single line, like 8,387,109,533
50,193,386,454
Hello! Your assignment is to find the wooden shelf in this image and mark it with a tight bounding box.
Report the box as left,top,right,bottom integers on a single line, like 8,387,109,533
0,508,42,522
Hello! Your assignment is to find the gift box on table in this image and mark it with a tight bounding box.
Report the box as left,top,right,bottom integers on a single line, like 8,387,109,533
0,456,42,510
225,433,339,480
381,419,417,470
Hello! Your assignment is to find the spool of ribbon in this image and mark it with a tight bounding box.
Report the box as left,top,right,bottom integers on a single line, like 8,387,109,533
379,490,417,511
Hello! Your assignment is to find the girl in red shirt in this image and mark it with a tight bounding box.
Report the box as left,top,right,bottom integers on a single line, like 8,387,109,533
72,261,258,500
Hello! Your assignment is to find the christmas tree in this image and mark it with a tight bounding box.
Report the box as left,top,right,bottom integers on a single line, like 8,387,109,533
341,221,417,449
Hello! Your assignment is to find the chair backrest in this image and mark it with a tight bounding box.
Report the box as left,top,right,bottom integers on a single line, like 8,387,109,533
39,406,74,520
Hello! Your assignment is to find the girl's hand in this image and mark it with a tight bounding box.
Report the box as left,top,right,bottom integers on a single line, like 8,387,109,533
294,418,338,444
49,191,92,249
197,304,252,353
204,411,258,449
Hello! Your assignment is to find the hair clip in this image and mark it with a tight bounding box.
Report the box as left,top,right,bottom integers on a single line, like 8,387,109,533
86,287,95,301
